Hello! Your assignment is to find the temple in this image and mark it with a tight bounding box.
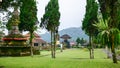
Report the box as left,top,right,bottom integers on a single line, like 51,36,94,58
60,34,71,48
0,7,30,56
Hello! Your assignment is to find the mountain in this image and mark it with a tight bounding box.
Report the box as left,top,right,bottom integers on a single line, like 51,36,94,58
40,27,89,42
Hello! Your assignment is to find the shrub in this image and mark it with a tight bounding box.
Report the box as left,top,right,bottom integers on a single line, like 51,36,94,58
0,46,31,56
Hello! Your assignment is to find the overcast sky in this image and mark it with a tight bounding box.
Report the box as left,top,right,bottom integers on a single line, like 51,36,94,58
37,0,86,31
2,0,86,34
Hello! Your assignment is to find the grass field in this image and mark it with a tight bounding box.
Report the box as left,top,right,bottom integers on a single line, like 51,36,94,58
0,48,120,68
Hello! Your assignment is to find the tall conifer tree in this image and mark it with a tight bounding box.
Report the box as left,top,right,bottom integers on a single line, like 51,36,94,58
40,0,60,58
19,0,38,57
82,0,98,59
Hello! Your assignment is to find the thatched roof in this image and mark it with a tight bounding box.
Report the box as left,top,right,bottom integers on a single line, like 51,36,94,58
60,34,71,40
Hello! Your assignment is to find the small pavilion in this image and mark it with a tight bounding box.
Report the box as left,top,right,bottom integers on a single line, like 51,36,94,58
60,34,71,48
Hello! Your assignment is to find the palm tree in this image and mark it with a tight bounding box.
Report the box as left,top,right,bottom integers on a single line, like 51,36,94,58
93,18,119,63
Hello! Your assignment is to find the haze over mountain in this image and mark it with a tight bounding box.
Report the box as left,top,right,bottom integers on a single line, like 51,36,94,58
40,27,89,42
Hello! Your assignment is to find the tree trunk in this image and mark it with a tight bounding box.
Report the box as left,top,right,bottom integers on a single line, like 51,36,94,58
89,36,92,59
111,35,117,63
30,32,33,57
53,32,56,58
91,44,94,59
89,48,92,59
51,32,54,58
110,0,118,64
89,35,94,59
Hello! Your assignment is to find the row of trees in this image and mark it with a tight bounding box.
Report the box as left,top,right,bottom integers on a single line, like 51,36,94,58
1,0,60,58
1,0,120,63
82,0,120,63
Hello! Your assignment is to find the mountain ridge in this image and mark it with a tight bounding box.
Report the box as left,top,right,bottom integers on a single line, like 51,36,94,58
40,27,89,42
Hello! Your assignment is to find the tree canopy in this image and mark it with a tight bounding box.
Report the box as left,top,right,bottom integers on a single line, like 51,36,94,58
40,0,60,32
19,0,37,32
82,0,98,36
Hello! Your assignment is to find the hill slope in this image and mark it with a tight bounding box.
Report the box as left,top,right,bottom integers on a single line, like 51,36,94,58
40,27,89,42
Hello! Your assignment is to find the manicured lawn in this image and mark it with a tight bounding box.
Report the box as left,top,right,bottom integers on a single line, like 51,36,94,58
0,48,120,68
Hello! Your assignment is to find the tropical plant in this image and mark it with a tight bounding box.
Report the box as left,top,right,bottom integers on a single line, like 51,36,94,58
93,18,120,63
98,0,120,63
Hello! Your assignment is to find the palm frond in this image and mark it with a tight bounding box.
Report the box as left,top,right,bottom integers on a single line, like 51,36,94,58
93,18,109,31
109,28,120,35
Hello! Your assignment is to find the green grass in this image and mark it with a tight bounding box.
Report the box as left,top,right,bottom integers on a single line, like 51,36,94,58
0,48,120,68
